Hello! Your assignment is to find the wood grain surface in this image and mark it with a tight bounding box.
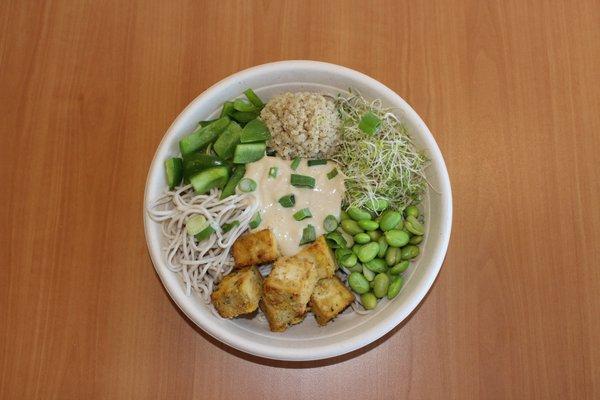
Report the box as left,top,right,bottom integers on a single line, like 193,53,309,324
1,0,599,398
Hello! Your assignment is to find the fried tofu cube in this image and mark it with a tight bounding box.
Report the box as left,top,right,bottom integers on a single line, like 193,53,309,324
296,236,336,279
232,229,278,268
261,256,319,332
211,266,263,318
310,277,355,326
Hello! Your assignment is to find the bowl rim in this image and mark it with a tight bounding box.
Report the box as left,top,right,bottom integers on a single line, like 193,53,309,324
143,60,452,361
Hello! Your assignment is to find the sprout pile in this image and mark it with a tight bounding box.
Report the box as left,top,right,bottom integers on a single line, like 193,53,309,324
333,91,429,212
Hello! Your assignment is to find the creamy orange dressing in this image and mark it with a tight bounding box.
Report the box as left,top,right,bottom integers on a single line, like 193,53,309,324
244,156,346,256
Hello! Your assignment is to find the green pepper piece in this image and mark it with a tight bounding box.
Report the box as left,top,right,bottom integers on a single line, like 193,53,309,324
213,121,242,160
179,117,230,155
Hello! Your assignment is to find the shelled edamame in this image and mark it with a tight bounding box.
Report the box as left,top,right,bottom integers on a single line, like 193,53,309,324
326,203,426,310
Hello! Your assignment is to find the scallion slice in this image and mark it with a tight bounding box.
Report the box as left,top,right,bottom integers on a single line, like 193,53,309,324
186,215,208,236
238,178,257,192
326,231,347,249
323,215,338,233
307,159,327,166
268,167,278,178
195,225,216,241
290,157,301,170
291,174,316,189
326,168,339,180
300,224,316,245
278,194,295,208
249,212,262,229
293,208,312,221
221,220,240,233
358,111,381,135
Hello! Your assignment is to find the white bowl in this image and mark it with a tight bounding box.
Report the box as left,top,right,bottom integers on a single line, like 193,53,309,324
143,61,452,361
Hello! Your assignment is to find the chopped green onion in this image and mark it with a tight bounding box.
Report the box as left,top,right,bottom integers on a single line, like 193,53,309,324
278,194,295,208
220,101,234,118
293,208,312,221
307,159,327,166
291,174,316,189
186,215,208,236
213,121,242,160
220,165,246,199
233,142,266,164
195,225,216,241
249,212,262,229
290,157,301,170
230,111,258,124
179,117,230,155
300,224,316,245
326,231,347,249
244,88,265,109
268,167,278,178
238,178,257,192
189,166,229,194
323,215,338,233
165,158,183,189
221,220,240,233
233,98,257,112
326,168,339,180
240,119,271,143
358,111,381,135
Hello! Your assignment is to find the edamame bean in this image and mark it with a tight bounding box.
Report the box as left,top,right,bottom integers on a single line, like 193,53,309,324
401,245,420,260
373,273,390,298
394,219,404,230
385,247,401,266
347,206,371,221
365,258,387,273
340,253,358,268
358,219,379,231
404,205,419,218
389,260,409,274
368,230,382,241
357,242,379,263
409,235,423,245
347,262,363,273
385,229,410,247
348,272,370,294
352,244,362,255
377,237,389,258
362,267,375,281
404,215,424,235
387,276,404,299
341,219,364,235
368,198,389,212
353,232,371,244
379,211,402,231
361,292,378,310
340,210,350,220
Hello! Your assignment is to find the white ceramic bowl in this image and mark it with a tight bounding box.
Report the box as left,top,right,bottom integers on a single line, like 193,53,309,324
144,61,452,361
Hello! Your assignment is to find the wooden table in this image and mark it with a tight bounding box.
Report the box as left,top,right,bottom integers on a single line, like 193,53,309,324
2,1,599,398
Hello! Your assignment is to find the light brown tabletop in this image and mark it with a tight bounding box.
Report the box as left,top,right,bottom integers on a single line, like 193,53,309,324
2,1,599,398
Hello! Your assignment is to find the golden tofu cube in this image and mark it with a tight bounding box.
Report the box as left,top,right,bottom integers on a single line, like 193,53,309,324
296,236,336,279
232,229,279,268
261,256,318,332
211,266,263,318
310,276,355,326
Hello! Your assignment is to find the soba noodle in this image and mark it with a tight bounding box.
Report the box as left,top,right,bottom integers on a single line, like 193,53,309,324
147,184,258,302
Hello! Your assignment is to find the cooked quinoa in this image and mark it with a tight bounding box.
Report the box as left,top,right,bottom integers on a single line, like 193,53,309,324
260,92,341,159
